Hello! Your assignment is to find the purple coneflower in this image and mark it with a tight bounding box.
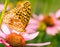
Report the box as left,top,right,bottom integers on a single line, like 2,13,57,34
30,10,60,36
0,23,50,47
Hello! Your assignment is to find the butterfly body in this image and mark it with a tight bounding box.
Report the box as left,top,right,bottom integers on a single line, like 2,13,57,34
3,1,31,32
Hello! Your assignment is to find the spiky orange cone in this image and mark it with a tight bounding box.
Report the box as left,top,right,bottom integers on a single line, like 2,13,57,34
6,33,25,47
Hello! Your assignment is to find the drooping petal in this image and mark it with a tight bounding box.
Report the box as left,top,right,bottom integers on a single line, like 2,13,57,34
26,42,50,46
21,32,39,41
46,27,58,36
1,39,10,46
0,30,6,38
0,37,10,46
0,37,11,47
1,23,11,35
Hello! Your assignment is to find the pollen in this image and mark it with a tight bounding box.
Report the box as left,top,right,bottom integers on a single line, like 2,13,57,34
6,33,25,47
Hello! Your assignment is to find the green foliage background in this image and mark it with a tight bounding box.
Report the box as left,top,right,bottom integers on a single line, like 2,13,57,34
1,0,60,14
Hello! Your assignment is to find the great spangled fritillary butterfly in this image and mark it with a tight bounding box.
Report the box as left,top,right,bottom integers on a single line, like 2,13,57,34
3,0,31,32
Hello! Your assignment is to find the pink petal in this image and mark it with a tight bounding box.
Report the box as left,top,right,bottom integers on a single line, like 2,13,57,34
46,27,58,36
1,39,10,46
0,37,10,46
1,23,11,35
26,28,36,34
0,30,6,38
0,4,4,12
0,38,3,43
12,30,20,34
26,24,38,33
29,18,39,24
6,46,12,47
26,24,38,34
49,13,55,17
0,4,10,12
32,14,38,19
21,32,39,41
26,18,39,33
38,14,44,21
0,41,2,43
55,9,60,18
54,18,60,26
49,12,60,26
26,42,51,46
55,25,60,31
26,24,38,29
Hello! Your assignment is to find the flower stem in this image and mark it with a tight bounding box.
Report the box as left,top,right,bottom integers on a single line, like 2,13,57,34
0,0,8,26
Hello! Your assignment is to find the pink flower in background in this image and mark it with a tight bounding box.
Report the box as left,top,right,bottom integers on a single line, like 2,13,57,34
54,9,60,26
0,23,50,47
29,10,60,36
0,4,10,12
25,10,60,36
46,9,60,36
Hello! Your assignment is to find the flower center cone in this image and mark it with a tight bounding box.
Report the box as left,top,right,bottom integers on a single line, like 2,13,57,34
6,33,25,47
43,16,54,26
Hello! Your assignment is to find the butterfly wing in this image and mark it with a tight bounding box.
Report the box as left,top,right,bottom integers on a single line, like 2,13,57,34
3,1,31,32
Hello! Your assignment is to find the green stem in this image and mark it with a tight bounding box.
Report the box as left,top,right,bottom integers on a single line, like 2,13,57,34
0,0,8,26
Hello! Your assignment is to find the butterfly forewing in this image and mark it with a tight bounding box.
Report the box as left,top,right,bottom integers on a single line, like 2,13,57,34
3,1,31,32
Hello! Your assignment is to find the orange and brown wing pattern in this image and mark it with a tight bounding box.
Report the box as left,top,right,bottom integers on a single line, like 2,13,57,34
3,1,31,32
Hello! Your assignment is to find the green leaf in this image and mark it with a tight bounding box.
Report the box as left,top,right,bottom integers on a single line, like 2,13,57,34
0,43,5,47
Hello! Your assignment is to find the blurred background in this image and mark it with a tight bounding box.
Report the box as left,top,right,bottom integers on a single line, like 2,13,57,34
1,0,60,14
0,0,60,47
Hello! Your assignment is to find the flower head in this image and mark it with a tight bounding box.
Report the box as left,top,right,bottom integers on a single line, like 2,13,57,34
46,10,60,36
31,10,60,36
0,23,50,47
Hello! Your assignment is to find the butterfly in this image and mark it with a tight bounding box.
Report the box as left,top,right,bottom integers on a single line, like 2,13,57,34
3,0,31,32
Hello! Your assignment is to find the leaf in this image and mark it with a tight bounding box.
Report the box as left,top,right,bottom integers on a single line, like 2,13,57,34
0,43,5,47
